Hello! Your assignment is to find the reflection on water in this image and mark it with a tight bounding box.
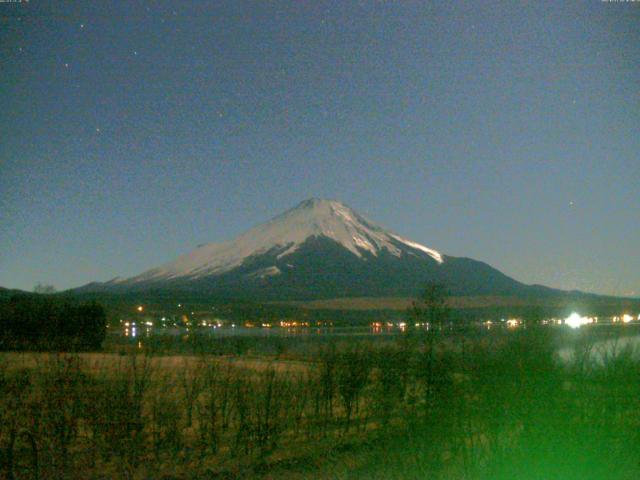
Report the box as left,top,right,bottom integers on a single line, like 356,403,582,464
113,319,640,367
116,319,640,340
120,325,402,338
558,332,640,365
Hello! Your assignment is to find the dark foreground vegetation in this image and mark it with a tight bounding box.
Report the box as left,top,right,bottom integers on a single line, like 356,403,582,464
1,327,639,479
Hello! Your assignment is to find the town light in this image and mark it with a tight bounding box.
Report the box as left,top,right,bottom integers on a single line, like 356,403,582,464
565,312,590,329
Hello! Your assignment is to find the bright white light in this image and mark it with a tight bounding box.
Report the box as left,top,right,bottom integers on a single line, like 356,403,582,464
622,314,633,324
565,312,589,329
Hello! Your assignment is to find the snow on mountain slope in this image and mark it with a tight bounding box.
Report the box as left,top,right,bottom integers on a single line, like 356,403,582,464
126,198,443,283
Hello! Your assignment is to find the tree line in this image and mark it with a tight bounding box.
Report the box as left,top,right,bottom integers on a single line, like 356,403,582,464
0,294,107,351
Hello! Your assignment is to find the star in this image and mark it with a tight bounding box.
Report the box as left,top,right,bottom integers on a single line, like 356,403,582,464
569,201,574,207
133,50,138,56
96,127,101,133
80,23,85,29
64,63,69,68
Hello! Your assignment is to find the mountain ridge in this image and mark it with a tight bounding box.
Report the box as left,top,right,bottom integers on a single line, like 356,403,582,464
114,198,444,286
73,198,600,301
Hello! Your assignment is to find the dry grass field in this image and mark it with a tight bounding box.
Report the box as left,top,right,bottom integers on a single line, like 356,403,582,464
276,295,640,311
1,329,640,479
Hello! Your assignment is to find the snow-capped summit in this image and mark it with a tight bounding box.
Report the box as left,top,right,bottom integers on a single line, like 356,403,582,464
78,198,550,299
127,198,443,284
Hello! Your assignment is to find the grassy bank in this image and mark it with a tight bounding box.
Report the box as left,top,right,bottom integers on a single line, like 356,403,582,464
1,328,639,479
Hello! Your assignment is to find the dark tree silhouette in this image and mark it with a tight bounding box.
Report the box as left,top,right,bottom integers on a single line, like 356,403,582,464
0,295,107,350
33,283,57,294
408,282,450,330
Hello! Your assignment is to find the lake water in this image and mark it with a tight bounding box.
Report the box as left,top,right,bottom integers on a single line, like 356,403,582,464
115,322,640,363
558,331,640,365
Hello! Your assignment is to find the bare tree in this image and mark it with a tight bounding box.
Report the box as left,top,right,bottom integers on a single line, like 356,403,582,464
408,282,450,331
33,283,57,294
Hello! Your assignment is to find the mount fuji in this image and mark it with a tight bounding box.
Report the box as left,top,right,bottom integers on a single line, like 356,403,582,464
77,198,556,300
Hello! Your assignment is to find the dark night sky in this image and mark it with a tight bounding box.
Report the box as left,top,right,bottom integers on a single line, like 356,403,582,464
1,1,638,296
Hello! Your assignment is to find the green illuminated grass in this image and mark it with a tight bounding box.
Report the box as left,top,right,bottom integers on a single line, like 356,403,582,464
1,328,638,479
